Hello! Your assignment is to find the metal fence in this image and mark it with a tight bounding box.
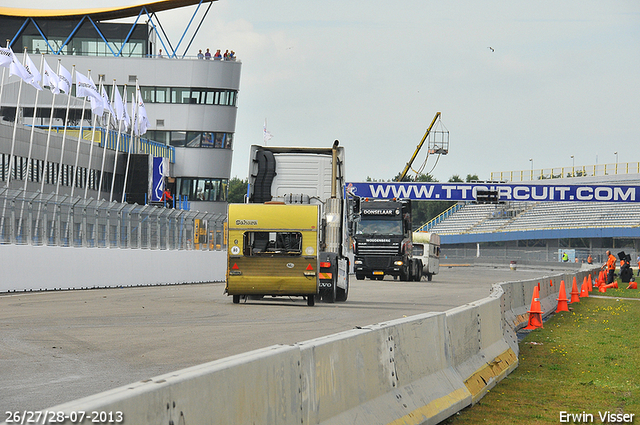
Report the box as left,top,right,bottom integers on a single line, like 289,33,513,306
0,188,226,250
442,246,635,265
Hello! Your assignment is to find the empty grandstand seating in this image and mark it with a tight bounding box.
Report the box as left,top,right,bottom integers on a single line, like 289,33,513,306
429,201,640,235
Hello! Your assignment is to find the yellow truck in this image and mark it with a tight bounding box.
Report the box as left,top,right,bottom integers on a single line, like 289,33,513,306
226,141,352,306
227,203,320,306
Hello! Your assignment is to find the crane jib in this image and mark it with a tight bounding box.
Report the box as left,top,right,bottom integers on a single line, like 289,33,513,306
344,182,640,203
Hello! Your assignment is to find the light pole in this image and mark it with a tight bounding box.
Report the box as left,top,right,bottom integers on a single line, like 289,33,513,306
614,151,618,164
529,158,533,180
570,155,574,177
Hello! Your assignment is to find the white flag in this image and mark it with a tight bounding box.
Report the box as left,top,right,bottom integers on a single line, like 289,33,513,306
101,87,114,116
42,60,60,94
136,87,150,135
112,85,125,122
75,71,100,100
0,47,12,68
23,55,42,90
9,51,32,84
121,88,131,132
76,72,103,115
263,119,273,143
58,64,72,94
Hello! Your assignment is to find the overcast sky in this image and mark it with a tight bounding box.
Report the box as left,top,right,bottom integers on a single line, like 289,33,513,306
17,1,640,182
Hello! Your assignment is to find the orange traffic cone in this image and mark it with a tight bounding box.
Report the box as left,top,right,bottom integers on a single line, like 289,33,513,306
599,284,607,293
588,274,593,292
627,281,637,289
580,279,589,298
570,276,580,303
524,286,544,330
556,280,569,313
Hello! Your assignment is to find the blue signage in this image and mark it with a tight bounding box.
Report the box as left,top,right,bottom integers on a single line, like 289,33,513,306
151,157,166,202
345,182,640,203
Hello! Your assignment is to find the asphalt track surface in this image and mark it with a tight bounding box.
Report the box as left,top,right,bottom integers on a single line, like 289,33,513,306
1,265,555,413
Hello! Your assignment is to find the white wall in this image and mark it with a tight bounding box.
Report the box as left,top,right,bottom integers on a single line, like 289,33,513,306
0,245,226,292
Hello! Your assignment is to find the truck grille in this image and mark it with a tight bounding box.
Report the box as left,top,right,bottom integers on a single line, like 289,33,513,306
365,256,391,269
356,243,400,256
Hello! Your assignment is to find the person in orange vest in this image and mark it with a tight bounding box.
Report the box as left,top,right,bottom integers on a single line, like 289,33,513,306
161,188,174,208
587,254,593,264
602,250,617,284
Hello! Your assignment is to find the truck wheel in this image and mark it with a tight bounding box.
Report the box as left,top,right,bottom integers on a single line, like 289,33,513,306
356,273,365,280
232,295,240,304
336,273,349,302
307,295,315,306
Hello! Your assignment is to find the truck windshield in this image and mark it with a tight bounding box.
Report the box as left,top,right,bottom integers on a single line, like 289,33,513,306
243,231,303,256
355,220,403,235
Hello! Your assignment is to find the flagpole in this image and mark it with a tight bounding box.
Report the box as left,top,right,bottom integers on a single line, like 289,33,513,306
0,41,8,242
70,70,90,199
0,40,9,114
84,74,104,199
23,53,45,194
56,65,75,196
122,90,136,203
40,59,61,194
5,48,28,189
110,84,126,203
98,79,117,199
19,53,45,242
35,59,61,244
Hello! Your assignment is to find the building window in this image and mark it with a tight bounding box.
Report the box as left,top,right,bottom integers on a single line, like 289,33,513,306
110,86,238,106
146,131,233,149
177,177,228,202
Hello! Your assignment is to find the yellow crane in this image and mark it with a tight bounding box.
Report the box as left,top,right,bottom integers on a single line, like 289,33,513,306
396,112,448,181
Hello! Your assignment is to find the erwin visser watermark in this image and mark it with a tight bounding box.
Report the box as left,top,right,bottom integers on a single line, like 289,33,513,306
559,411,635,423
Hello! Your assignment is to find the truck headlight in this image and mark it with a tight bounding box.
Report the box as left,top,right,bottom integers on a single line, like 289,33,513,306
394,260,404,266
354,259,362,265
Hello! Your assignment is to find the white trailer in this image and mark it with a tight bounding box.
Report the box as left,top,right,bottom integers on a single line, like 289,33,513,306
412,231,440,281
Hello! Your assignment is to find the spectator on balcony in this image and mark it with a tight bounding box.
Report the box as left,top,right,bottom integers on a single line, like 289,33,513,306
214,49,222,60
204,48,212,60
197,49,204,59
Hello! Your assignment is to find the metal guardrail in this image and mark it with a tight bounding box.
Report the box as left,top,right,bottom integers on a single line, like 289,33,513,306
0,188,225,250
490,162,640,182
43,126,176,163
416,202,463,232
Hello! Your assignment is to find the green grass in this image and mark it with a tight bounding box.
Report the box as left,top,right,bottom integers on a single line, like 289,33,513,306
442,296,640,425
594,276,640,299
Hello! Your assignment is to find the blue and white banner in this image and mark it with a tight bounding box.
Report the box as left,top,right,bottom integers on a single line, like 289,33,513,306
150,156,167,202
345,182,640,203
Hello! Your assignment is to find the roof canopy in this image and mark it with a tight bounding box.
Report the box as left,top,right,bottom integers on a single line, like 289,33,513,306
0,0,215,21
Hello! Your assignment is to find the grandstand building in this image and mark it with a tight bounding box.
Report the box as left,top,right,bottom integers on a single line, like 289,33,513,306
425,173,640,263
0,0,239,214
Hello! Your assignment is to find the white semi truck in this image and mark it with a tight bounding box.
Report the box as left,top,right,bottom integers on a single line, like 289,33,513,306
226,141,352,305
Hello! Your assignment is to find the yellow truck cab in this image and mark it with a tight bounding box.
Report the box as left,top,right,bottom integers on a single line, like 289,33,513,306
227,203,320,305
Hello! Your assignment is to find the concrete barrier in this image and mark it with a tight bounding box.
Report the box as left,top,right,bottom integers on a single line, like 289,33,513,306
5,268,599,425
0,245,226,292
